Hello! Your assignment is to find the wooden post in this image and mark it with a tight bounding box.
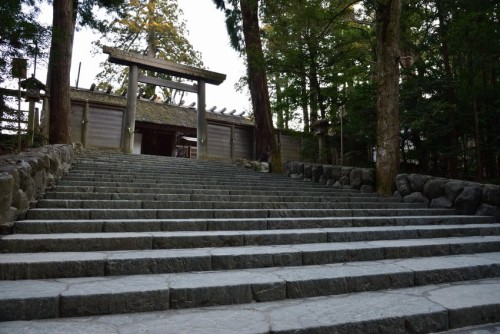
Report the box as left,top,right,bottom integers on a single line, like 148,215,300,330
82,100,89,148
34,107,39,135
230,125,235,160
27,100,35,145
197,79,207,160
124,65,138,153
41,96,49,142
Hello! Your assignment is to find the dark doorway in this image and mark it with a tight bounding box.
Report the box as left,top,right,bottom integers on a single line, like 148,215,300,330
141,130,175,156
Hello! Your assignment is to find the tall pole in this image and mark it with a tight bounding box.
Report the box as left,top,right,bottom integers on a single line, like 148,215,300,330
123,65,138,153
17,78,22,151
197,79,207,159
340,106,344,166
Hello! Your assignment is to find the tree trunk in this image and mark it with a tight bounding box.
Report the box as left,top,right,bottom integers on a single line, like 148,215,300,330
375,0,401,195
48,0,77,144
275,75,284,129
435,0,458,178
145,0,157,98
239,0,282,173
300,69,310,133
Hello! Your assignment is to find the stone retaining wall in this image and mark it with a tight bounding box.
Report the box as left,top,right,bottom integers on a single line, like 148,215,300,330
283,161,375,193
395,173,500,221
0,145,74,232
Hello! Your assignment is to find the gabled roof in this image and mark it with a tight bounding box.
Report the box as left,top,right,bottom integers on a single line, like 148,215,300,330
70,89,254,129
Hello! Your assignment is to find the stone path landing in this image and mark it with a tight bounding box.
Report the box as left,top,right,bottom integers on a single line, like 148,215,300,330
1,151,500,333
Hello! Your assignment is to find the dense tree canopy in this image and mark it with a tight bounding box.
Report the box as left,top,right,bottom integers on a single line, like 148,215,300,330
93,0,203,102
0,0,49,84
260,0,499,182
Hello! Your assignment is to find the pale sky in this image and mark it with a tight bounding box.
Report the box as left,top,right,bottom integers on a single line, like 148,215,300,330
11,0,250,114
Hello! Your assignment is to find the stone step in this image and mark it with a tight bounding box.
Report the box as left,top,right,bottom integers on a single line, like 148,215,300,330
35,199,425,210
13,216,497,234
49,184,361,194
25,207,455,220
43,192,399,202
68,165,272,176
1,253,499,321
58,175,312,189
2,236,500,280
2,224,500,252
1,277,499,332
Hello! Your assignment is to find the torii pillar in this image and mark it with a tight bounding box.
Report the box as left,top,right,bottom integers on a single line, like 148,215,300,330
103,46,226,159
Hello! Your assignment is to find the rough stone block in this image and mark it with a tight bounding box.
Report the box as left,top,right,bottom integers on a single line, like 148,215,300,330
482,185,500,207
408,173,430,193
360,185,373,193
303,164,312,179
430,196,453,208
332,166,342,181
350,168,363,189
322,165,333,180
311,164,322,182
476,203,500,222
395,174,411,196
444,180,466,202
423,178,446,200
403,192,429,205
455,185,483,215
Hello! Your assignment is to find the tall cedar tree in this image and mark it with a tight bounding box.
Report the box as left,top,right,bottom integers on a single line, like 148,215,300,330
213,0,282,173
47,0,122,144
375,0,401,195
48,0,76,144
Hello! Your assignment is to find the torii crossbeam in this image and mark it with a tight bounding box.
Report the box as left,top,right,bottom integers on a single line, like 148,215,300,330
103,46,226,159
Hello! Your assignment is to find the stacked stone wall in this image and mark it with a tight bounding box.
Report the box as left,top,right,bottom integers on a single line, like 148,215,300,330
283,161,375,193
0,145,74,233
395,173,500,221
283,161,500,222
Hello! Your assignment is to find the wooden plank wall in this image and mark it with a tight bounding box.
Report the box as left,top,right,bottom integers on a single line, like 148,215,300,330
70,101,304,162
70,103,123,149
207,123,231,160
279,133,301,162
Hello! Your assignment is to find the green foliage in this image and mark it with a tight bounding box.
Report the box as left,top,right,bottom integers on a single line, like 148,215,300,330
0,0,49,84
94,0,203,100
299,135,319,162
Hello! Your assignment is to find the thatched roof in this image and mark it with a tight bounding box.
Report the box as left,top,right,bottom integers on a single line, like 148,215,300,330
70,88,253,129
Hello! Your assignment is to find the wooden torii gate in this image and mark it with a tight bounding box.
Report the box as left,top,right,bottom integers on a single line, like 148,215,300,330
103,46,226,159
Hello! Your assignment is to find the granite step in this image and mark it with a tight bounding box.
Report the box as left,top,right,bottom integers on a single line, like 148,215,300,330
44,186,372,198
48,184,361,194
3,150,499,332
2,236,500,280
12,216,498,234
2,224,500,252
35,199,426,210
42,192,400,202
1,253,499,321
1,277,499,332
24,207,455,220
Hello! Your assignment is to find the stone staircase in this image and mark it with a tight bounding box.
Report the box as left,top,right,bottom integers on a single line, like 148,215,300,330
1,150,500,333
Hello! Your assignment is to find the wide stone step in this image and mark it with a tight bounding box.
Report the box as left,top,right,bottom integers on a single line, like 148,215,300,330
13,216,498,234
43,192,399,202
25,207,455,220
1,277,499,332
35,199,425,210
56,178,309,187
49,184,360,194
2,224,500,252
61,172,291,181
1,253,499,321
2,236,500,280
